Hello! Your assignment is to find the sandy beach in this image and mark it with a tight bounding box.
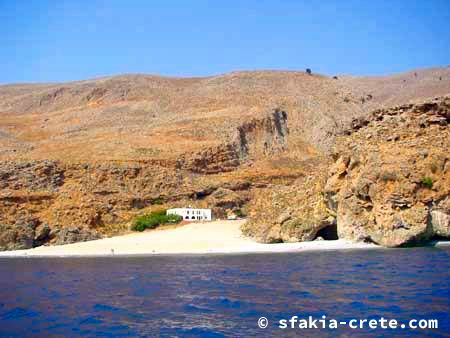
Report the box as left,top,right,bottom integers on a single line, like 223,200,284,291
0,220,388,257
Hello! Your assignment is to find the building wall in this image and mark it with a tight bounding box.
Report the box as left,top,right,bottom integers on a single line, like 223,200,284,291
167,208,212,221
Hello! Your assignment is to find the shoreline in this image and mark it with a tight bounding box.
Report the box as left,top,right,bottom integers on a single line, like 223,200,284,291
0,240,384,258
0,241,382,258
0,220,448,258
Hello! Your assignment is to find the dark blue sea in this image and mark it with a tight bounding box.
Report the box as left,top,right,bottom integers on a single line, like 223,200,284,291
1,247,449,337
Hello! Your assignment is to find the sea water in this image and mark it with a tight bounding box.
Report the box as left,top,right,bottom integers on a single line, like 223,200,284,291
1,247,449,337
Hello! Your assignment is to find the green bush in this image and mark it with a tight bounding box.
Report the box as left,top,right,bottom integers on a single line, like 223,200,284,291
165,213,183,223
421,176,433,189
234,209,246,217
132,222,147,232
131,209,182,231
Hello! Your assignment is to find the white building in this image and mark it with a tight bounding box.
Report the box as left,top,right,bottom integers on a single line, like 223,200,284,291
166,207,212,221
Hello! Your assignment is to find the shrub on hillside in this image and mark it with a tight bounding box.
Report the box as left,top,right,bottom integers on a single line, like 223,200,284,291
234,209,246,218
131,209,182,232
165,213,183,223
421,177,433,189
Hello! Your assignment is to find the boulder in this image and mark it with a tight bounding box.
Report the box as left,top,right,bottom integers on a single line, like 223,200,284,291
431,210,450,237
34,224,51,244
0,223,35,251
243,161,332,243
54,227,100,245
206,188,244,209
430,197,450,237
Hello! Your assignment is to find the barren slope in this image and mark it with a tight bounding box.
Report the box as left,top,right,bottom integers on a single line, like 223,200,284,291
2,67,448,162
0,67,449,250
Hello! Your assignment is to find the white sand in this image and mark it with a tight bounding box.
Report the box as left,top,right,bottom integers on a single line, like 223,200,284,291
0,220,382,257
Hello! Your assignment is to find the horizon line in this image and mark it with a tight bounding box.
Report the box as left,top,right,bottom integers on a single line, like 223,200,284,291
1,64,449,87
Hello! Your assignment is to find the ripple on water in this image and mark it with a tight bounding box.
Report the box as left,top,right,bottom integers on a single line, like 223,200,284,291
0,247,449,337
2,307,38,320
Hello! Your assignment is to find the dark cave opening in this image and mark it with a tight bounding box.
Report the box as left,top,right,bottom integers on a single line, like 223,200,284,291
315,222,339,240
427,235,450,246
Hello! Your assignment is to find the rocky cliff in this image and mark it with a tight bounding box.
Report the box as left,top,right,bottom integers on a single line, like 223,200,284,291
1,68,449,250
244,97,449,247
178,108,289,174
324,97,449,247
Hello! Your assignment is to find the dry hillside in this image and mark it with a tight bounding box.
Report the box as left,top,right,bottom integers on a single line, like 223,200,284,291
0,67,449,250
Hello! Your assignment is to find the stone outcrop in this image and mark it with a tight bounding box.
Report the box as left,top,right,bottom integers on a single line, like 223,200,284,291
430,197,450,238
233,109,288,159
179,109,288,174
205,188,247,218
243,97,449,247
324,97,450,246
242,158,333,243
0,158,256,250
0,222,36,251
53,227,100,245
0,160,64,191
0,218,100,250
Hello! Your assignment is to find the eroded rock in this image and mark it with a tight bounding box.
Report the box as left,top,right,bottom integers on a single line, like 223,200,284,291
325,97,450,246
431,197,450,237
54,227,101,245
0,223,35,251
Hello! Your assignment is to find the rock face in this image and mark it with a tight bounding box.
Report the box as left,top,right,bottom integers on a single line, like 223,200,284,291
179,109,289,174
430,197,450,238
205,188,247,219
0,223,36,251
54,227,100,245
242,158,333,243
234,109,288,158
0,219,100,250
324,97,450,247
0,160,64,191
0,158,258,250
244,97,450,247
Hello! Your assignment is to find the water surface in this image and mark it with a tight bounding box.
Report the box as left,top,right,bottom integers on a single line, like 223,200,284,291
1,247,449,337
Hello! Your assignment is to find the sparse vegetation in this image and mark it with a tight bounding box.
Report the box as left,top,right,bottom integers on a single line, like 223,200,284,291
421,176,433,189
135,147,161,156
234,209,246,218
306,68,312,75
151,197,163,205
131,209,182,231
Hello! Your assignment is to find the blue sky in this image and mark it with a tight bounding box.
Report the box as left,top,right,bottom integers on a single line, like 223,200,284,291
1,0,449,83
